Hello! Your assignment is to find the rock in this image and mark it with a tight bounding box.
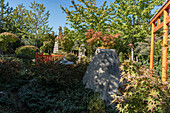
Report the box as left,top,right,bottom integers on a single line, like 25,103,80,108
82,49,122,104
59,58,74,65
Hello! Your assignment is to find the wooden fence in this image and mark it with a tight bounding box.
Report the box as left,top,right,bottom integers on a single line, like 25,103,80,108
35,52,63,65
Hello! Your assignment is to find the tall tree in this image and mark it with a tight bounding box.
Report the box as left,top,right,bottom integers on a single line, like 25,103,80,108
9,4,27,35
0,0,13,32
41,31,57,53
28,1,52,47
9,1,52,47
61,0,113,55
61,0,113,43
110,0,164,60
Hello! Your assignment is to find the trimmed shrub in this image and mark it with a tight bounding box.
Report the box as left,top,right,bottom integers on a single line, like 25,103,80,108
15,45,39,59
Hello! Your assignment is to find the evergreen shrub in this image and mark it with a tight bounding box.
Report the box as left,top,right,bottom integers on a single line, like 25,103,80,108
15,45,39,59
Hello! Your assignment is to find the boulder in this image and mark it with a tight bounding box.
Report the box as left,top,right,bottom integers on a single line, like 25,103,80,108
82,49,122,103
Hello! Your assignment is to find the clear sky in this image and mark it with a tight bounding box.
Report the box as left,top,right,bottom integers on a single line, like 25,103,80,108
5,0,160,34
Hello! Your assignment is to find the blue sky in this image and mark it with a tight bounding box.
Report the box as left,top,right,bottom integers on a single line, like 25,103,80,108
5,0,160,34
5,0,115,33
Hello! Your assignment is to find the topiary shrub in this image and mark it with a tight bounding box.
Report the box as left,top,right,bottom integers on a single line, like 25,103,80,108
0,32,17,53
16,54,33,60
112,60,170,113
15,45,39,59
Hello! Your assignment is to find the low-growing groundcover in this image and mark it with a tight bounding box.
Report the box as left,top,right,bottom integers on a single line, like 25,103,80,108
0,56,115,113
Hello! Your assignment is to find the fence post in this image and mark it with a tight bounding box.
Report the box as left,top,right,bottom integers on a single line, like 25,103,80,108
41,53,43,63
45,55,47,63
52,55,55,64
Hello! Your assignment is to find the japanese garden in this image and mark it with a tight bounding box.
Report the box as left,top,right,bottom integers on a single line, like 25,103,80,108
0,0,169,112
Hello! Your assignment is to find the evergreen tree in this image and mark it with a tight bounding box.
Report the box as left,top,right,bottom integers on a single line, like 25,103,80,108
9,4,27,35
0,0,13,32
40,31,57,53
28,1,52,47
9,1,52,47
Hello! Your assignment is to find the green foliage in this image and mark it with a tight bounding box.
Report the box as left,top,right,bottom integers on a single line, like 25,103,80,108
79,56,91,64
118,52,124,63
53,51,78,63
0,56,91,112
7,4,27,34
61,37,74,52
40,32,57,53
27,1,52,44
0,32,17,52
88,93,106,113
52,50,67,55
0,58,21,84
57,27,76,52
16,59,111,113
0,56,32,91
18,81,94,113
0,0,13,32
15,45,39,59
32,59,88,83
42,53,49,55
9,2,52,46
112,60,170,113
61,0,113,52
61,0,112,33
110,0,164,57
40,41,53,53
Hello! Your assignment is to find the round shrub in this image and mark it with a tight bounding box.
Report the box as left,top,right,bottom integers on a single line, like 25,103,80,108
16,54,33,60
15,45,39,59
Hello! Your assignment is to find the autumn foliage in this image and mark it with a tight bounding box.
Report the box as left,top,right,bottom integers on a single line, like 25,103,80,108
85,29,121,48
